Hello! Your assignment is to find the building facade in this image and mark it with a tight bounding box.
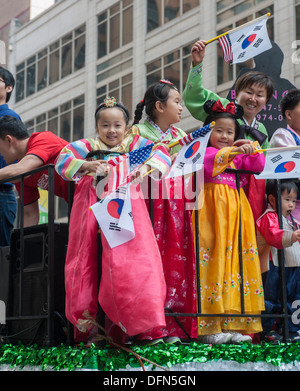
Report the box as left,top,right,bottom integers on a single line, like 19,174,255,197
5,0,300,218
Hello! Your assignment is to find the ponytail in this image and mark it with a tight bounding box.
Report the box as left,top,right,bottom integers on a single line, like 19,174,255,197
132,100,145,125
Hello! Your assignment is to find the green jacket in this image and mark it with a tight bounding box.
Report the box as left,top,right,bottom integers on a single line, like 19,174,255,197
182,63,270,150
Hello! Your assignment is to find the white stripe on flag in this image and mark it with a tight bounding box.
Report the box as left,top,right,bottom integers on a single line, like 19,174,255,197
218,35,233,62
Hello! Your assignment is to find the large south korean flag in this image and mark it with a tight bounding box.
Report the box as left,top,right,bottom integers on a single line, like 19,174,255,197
227,16,272,64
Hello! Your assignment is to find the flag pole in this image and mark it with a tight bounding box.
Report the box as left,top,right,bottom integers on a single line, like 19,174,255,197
205,12,271,45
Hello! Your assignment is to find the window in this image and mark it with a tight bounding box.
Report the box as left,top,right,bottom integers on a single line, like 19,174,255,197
15,25,86,102
147,0,199,32
96,74,133,117
24,95,85,142
296,2,300,40
146,43,193,93
97,0,133,59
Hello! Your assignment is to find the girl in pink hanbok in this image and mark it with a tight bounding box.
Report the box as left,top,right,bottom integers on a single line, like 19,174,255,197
55,98,171,344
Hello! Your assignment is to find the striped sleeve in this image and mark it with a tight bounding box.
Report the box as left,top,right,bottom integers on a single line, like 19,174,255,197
55,138,94,181
147,145,171,176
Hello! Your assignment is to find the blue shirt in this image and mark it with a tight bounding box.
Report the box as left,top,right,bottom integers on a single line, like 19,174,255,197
0,104,21,186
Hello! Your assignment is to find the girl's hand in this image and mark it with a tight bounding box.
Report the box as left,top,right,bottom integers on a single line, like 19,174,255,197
233,139,252,147
291,229,300,244
78,160,108,176
95,161,110,177
130,164,150,185
232,143,255,155
191,40,206,66
171,152,179,163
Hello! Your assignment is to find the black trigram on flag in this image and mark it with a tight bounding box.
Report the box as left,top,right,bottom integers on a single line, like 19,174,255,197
116,187,127,195
237,51,246,60
192,153,201,164
253,38,263,48
109,222,121,231
176,162,185,169
253,25,263,31
237,34,245,42
271,154,283,164
292,152,300,159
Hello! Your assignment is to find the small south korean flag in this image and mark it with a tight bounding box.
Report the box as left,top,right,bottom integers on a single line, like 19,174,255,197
255,146,300,179
90,185,135,248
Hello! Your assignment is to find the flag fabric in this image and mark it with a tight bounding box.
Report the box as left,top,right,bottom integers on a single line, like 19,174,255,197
104,142,155,194
90,185,135,248
254,146,300,179
166,127,212,178
176,123,213,147
218,35,233,62
109,141,154,169
219,16,272,64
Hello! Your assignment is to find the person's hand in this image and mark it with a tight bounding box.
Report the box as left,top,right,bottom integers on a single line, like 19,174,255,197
95,161,110,177
78,159,109,176
233,139,252,147
171,152,179,162
232,143,255,155
191,40,206,66
130,164,150,185
291,229,300,244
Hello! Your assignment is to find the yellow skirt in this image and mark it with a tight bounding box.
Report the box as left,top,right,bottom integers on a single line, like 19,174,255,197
192,183,265,335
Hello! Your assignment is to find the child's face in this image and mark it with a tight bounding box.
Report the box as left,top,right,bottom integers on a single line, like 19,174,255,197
158,88,182,125
236,83,267,122
96,107,128,147
285,101,300,132
209,117,236,149
280,189,298,217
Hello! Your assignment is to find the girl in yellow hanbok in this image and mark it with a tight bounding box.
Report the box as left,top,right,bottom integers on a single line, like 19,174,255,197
194,100,265,344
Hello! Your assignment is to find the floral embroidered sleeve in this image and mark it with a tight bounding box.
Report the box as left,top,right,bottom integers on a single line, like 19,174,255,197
205,147,235,178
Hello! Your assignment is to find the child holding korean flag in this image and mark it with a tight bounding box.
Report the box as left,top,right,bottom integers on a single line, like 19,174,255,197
183,39,274,222
55,97,171,345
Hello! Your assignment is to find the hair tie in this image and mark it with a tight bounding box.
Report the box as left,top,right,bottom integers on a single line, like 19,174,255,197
159,79,173,85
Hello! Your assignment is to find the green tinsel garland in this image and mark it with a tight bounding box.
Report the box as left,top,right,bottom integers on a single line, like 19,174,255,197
1,342,300,371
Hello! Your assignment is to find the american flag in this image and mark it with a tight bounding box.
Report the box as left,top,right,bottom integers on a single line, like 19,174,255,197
109,143,154,169
106,143,154,193
218,34,233,63
177,123,213,146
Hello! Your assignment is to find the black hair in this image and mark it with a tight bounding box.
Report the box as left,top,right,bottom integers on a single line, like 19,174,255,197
0,66,16,103
203,100,244,141
266,179,299,205
235,71,274,103
132,80,178,125
95,99,130,125
0,115,29,140
280,89,300,119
